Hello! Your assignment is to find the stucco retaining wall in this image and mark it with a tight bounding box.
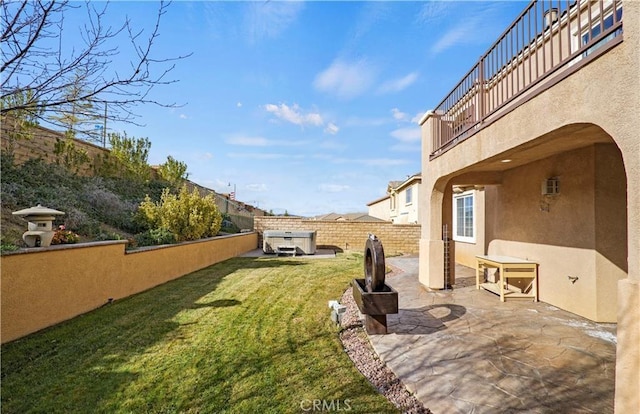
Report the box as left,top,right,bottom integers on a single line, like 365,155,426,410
0,232,258,343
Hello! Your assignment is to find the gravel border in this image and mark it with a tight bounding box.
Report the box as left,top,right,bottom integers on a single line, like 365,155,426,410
338,284,431,414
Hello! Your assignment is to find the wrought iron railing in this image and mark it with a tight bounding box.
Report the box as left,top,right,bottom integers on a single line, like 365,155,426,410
430,0,623,158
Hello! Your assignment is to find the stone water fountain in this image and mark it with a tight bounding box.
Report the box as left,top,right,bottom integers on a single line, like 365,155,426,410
352,234,398,334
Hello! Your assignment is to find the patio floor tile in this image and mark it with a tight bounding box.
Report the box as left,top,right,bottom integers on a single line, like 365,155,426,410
368,258,617,414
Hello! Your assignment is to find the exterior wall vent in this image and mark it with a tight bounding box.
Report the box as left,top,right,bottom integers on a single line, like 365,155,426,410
542,177,560,195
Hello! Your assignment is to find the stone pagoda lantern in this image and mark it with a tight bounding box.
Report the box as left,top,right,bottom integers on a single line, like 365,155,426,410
12,205,65,247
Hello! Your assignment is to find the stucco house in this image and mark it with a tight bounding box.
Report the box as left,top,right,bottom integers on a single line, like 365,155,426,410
366,194,391,222
312,212,385,222
418,1,638,412
368,173,421,224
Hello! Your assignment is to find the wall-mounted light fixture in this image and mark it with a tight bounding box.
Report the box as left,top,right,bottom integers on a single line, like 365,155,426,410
542,177,560,196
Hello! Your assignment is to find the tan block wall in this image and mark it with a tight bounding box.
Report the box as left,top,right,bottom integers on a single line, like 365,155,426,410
254,217,420,255
0,232,258,343
1,120,109,176
1,121,262,221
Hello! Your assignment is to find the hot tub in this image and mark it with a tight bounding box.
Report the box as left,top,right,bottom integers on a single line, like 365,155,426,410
263,230,317,255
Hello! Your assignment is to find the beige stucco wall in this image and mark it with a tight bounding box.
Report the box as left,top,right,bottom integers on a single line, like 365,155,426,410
420,5,639,311
419,2,639,412
481,145,626,322
453,188,486,268
0,232,258,343
368,197,391,221
391,183,420,224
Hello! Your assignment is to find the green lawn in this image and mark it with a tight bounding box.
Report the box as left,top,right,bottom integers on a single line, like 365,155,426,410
1,253,398,413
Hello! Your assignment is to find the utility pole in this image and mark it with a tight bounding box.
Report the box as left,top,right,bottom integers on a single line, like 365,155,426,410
228,182,236,201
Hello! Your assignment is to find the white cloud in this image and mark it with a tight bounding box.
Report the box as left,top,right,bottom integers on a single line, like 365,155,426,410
264,103,324,127
392,108,427,124
319,184,350,193
245,1,304,43
391,108,407,121
378,72,419,94
324,122,339,135
411,112,426,124
391,127,421,143
431,23,473,55
430,3,505,55
236,102,243,108
313,59,377,99
179,114,188,119
417,1,454,25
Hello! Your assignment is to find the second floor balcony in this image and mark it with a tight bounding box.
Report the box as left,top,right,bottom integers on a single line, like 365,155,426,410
428,0,624,159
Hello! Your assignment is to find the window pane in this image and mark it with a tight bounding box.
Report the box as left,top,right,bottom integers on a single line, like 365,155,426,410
454,194,474,240
456,198,464,237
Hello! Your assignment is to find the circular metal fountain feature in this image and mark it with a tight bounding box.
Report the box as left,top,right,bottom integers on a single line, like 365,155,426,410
364,234,386,292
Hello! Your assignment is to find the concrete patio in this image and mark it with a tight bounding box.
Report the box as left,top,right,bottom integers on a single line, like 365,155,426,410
370,256,617,414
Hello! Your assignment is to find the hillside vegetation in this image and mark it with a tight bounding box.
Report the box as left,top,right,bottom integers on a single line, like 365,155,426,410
0,153,233,252
0,154,160,245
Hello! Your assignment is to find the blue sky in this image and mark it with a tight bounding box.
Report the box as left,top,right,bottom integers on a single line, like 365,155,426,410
101,1,527,216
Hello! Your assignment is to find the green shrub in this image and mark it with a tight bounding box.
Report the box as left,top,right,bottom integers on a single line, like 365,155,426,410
134,228,176,247
82,183,141,233
157,155,189,188
138,185,222,242
0,236,20,254
100,132,151,182
94,232,123,242
53,135,90,173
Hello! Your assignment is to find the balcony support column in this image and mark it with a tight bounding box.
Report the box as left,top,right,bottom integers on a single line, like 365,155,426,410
419,111,448,289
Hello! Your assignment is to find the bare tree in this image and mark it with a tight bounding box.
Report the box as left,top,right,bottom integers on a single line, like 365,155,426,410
1,0,189,131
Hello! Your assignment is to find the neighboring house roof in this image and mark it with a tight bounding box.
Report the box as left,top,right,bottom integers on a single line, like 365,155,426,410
386,172,422,193
391,172,421,193
366,194,390,206
367,172,422,207
313,212,386,222
387,180,404,191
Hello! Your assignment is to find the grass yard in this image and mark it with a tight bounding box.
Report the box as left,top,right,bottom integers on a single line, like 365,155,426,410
1,253,399,413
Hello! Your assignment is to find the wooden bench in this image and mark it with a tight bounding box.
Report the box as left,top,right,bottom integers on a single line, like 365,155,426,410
475,255,538,302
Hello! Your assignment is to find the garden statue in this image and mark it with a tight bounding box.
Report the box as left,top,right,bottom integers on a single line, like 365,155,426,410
12,205,65,247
